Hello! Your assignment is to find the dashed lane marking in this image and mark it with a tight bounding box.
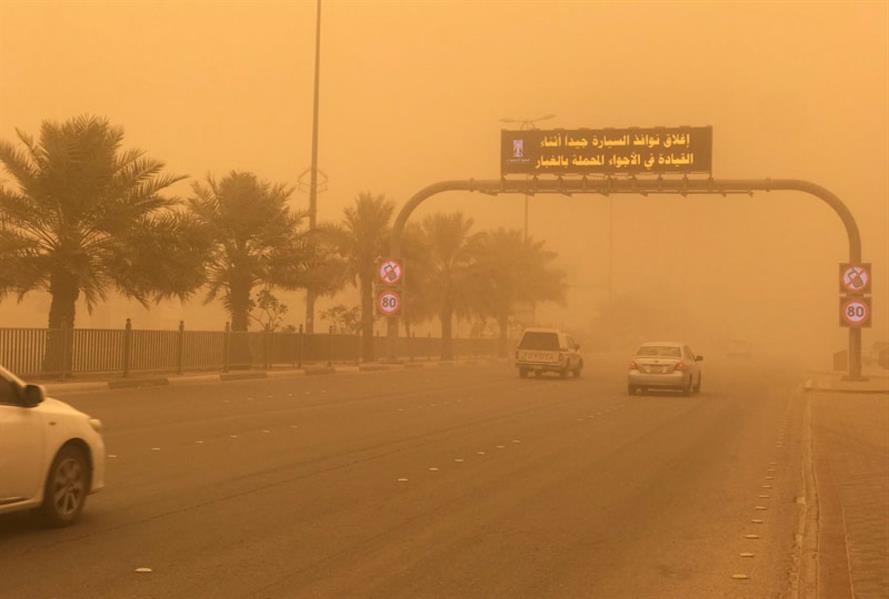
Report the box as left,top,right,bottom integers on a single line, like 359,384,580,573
496,445,505,449
512,440,521,444
397,478,408,483
731,574,750,580
755,506,768,511
476,451,486,455
428,467,439,472
229,434,239,439
195,441,204,445
740,552,755,558
744,534,760,539
752,519,764,524
134,568,153,574
151,447,161,451
108,454,118,459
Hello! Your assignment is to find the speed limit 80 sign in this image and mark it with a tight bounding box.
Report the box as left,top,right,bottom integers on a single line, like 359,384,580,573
376,289,401,316
840,296,871,328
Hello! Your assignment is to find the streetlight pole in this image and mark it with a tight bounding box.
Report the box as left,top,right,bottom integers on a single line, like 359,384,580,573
498,114,555,241
304,0,322,334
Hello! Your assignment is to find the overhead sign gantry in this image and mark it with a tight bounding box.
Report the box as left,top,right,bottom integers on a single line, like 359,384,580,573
385,126,869,381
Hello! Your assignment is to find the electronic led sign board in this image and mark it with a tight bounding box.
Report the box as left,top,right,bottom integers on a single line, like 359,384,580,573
502,126,713,176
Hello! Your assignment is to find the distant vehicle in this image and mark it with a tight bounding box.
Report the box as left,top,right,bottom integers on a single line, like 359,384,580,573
0,366,105,526
515,328,583,379
628,342,703,396
726,339,752,359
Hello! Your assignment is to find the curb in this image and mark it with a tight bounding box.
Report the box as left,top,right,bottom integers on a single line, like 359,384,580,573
41,357,496,394
305,366,336,376
107,377,169,390
220,371,268,382
792,395,820,599
803,379,889,395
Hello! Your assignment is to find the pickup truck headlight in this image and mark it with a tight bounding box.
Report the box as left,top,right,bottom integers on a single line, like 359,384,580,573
88,418,103,433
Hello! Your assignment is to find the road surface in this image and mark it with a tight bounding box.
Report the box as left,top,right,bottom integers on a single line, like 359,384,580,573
0,359,806,598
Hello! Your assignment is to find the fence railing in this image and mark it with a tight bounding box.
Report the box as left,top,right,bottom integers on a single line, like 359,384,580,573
0,321,501,379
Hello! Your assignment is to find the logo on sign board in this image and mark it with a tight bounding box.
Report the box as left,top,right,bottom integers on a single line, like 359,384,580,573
376,289,401,316
378,259,403,285
840,296,871,328
512,139,524,158
839,263,871,295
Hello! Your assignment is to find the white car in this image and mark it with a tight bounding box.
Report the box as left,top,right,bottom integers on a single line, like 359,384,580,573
0,366,105,526
515,328,584,379
628,341,703,395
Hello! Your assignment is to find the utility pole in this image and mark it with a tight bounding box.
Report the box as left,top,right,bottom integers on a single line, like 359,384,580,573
304,0,322,333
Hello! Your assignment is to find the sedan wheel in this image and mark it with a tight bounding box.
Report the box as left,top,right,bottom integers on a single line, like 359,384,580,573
40,445,89,527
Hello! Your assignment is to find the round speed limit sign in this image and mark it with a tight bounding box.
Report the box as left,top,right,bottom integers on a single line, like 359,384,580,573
376,289,401,316
840,297,871,327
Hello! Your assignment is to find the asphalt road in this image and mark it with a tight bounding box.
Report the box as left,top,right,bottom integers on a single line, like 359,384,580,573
0,358,806,599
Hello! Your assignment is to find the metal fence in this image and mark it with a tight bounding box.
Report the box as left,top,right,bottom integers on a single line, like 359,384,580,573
0,322,500,379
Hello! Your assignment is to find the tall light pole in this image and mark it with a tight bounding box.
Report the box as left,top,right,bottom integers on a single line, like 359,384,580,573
498,114,555,241
304,0,322,334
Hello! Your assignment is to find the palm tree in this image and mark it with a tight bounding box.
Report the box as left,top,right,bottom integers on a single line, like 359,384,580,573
319,192,394,361
400,222,435,337
422,212,479,360
0,115,204,371
469,229,566,356
189,171,326,333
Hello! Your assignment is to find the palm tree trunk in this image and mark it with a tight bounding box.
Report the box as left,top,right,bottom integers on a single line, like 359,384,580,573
44,272,78,376
497,313,509,358
440,305,453,361
360,274,374,361
229,281,252,368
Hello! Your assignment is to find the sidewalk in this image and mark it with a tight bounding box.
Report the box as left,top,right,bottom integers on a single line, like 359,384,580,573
40,357,508,395
804,374,889,599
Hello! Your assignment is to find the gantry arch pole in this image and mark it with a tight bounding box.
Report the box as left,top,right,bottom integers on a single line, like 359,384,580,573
386,178,863,379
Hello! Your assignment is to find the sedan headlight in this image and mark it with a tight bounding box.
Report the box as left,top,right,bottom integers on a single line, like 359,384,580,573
88,418,103,433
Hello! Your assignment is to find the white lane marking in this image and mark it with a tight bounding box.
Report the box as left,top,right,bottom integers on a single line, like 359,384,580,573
229,434,238,439
761,484,773,489
134,567,153,574
287,393,293,397
262,429,271,434
755,506,768,511
454,458,464,463
752,519,764,524
739,552,755,558
476,451,486,455
290,424,298,429
758,494,770,499
397,478,408,482
765,476,775,480
151,447,161,451
195,441,204,445
731,574,749,580
769,461,778,465
107,454,118,459
496,445,505,449
512,440,521,444
428,467,439,472
744,534,760,539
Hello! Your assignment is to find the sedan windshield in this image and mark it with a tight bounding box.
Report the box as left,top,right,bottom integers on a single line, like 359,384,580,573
636,346,682,357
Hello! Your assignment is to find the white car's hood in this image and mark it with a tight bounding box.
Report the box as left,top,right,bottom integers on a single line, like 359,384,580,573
38,397,89,419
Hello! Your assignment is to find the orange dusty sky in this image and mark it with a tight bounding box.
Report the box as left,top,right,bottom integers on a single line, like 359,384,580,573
1,0,887,363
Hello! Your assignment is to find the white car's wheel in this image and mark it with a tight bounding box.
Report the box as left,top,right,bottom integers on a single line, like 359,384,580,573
39,445,89,527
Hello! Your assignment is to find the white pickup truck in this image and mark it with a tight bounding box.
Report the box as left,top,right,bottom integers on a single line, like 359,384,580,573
515,328,583,379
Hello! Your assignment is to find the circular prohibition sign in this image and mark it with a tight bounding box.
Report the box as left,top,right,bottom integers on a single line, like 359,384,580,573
840,297,871,327
376,289,402,316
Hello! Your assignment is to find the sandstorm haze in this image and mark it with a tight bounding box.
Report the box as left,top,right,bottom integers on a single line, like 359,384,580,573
1,0,886,367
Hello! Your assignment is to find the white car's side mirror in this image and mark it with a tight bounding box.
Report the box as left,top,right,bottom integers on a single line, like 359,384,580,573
21,384,45,408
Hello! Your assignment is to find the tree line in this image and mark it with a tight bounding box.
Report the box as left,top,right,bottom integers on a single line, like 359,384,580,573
0,115,565,360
